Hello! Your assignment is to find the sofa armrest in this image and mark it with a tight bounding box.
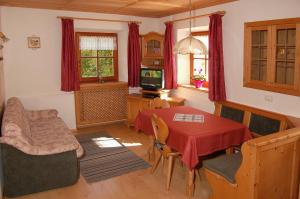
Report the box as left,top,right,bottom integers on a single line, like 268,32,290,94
26,109,58,121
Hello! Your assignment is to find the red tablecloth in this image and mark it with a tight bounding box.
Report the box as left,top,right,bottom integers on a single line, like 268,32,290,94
135,106,252,169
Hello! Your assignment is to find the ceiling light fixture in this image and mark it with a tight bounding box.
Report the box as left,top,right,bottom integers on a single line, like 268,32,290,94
174,0,207,55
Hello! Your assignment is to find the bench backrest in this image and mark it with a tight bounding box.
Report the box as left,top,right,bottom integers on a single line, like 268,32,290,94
235,128,300,199
214,101,288,137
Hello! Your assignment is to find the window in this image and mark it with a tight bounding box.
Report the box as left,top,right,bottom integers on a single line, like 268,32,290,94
76,32,118,82
244,18,300,96
190,31,209,84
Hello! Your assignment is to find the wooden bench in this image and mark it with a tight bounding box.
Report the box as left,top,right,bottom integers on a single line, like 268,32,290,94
214,101,289,137
203,101,300,199
203,127,300,199
203,128,300,199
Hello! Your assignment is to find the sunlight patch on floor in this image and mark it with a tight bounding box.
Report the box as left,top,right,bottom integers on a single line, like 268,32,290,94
122,142,142,147
91,137,142,148
113,137,143,147
92,137,122,148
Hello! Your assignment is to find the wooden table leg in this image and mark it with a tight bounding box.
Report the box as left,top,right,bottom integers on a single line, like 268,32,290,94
186,169,195,198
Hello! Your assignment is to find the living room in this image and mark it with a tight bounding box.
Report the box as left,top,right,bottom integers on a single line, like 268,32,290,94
0,0,300,199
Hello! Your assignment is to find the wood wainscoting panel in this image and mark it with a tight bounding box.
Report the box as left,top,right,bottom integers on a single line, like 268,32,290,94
75,82,128,128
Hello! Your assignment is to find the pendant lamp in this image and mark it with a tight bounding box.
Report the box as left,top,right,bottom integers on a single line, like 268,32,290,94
174,0,207,55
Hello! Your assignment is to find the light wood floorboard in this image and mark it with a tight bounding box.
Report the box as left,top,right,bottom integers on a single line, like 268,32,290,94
6,122,211,199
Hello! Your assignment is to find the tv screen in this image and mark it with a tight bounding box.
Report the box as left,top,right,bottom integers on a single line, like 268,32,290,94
140,68,163,90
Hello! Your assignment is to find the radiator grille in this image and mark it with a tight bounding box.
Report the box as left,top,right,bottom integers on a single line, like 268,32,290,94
75,82,128,127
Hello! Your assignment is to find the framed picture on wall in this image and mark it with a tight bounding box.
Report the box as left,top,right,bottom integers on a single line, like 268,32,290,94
27,36,41,49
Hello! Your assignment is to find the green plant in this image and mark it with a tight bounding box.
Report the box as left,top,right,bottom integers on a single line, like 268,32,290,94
193,74,206,81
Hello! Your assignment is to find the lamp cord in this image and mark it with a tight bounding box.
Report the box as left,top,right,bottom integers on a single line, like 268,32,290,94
189,0,192,36
189,0,192,48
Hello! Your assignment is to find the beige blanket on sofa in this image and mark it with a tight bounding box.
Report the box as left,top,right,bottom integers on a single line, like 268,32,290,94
0,97,83,158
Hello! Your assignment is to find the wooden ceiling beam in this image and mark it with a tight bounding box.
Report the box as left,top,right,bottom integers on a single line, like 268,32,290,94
0,0,239,18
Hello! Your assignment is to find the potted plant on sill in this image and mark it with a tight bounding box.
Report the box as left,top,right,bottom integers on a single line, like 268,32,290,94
193,74,206,88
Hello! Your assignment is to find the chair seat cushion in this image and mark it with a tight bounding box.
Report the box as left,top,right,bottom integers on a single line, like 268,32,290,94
203,152,242,183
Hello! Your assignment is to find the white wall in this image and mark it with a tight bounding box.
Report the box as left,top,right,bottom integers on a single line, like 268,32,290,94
2,0,300,130
1,7,162,128
164,0,300,117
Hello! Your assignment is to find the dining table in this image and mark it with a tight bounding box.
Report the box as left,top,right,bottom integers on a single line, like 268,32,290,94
135,106,252,197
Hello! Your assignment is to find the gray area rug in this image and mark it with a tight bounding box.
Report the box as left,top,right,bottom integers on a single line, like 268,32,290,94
77,133,150,183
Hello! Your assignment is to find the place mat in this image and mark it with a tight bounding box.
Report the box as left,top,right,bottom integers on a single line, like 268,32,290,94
173,113,204,123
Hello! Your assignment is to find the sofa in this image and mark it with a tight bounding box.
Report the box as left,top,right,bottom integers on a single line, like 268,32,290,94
0,97,84,197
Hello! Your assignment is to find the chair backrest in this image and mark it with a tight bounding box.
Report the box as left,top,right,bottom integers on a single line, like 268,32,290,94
151,114,172,155
220,105,245,123
248,113,281,136
152,97,170,109
235,127,300,199
215,101,288,137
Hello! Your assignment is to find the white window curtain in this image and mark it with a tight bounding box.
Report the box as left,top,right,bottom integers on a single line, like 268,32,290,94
80,36,117,50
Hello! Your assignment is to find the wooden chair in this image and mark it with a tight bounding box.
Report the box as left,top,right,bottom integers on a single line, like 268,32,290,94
202,127,300,199
151,114,180,191
151,97,170,109
146,98,170,160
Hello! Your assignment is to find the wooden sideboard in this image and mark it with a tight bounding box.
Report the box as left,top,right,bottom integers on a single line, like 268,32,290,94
75,82,128,128
127,94,185,126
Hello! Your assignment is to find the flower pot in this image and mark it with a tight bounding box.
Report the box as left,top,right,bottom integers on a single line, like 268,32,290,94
194,80,204,88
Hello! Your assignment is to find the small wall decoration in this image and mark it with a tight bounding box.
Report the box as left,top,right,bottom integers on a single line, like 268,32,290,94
27,36,41,49
0,32,9,50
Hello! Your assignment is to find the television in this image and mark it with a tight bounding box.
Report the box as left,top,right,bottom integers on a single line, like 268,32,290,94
140,68,163,91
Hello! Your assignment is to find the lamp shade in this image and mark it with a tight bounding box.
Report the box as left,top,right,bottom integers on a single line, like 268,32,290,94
174,35,207,55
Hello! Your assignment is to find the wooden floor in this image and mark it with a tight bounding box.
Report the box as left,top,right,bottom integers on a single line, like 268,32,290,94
7,122,212,199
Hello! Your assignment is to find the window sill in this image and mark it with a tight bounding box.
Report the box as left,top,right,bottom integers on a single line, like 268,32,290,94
178,84,209,93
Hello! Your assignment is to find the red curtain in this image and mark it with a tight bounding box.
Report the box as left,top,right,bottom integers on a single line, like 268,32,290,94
208,14,226,101
61,19,80,92
128,23,141,87
164,22,177,89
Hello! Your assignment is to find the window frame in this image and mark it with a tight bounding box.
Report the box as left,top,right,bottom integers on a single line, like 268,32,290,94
75,32,119,83
244,18,300,96
190,31,209,85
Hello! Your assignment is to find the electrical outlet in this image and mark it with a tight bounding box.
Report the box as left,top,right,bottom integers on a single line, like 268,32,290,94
264,95,273,102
